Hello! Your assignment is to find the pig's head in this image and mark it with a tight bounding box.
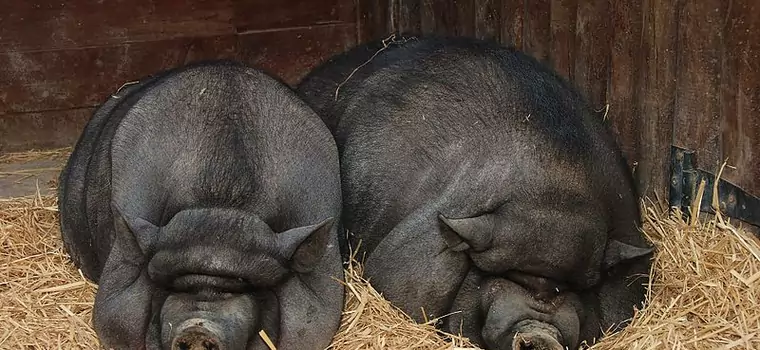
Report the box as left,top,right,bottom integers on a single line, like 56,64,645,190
94,203,334,349
437,208,652,350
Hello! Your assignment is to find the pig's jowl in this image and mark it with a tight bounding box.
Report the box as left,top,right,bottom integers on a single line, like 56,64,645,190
297,36,653,350
58,61,344,350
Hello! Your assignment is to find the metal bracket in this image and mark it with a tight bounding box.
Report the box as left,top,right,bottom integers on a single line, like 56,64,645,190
669,145,760,231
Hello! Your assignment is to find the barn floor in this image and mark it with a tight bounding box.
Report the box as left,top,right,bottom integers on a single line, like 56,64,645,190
1,149,759,349
0,149,68,198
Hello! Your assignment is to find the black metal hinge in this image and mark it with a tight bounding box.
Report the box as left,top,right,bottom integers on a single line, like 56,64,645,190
669,145,760,234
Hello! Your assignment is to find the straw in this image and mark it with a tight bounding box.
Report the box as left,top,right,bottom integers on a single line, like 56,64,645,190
1,151,758,349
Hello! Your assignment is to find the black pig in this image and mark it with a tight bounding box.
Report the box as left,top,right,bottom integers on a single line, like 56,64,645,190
297,36,653,350
58,60,344,350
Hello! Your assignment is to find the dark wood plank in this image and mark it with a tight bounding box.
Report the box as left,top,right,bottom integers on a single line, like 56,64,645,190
608,0,643,171
357,0,392,42
397,0,422,34
0,24,356,152
673,1,725,174
1,24,355,115
720,0,743,188
720,0,760,196
0,36,238,114
523,0,551,63
237,24,357,86
549,0,576,80
233,0,356,32
454,0,476,37
0,0,234,53
573,0,611,109
420,0,457,36
499,0,525,49
733,0,760,196
636,0,679,198
0,108,93,152
475,0,501,41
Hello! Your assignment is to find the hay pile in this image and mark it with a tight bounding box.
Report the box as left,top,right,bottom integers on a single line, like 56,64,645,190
587,201,760,349
0,148,71,165
327,249,478,350
0,194,98,348
1,149,758,349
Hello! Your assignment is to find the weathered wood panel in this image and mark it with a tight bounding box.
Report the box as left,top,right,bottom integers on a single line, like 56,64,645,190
237,24,357,85
0,23,354,114
636,0,679,198
357,0,391,42
608,0,643,171
397,0,422,34
523,0,551,63
233,0,355,32
721,0,760,196
0,0,235,53
732,0,760,196
573,0,611,110
499,0,524,49
0,36,238,114
474,0,500,41
1,1,357,153
420,0,457,36
549,0,577,80
0,108,94,152
673,1,725,175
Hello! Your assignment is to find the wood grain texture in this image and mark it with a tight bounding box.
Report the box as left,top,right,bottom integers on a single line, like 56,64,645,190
233,0,355,32
453,0,476,37
357,0,392,42
0,36,238,114
608,0,643,172
0,24,355,115
420,0,457,35
474,0,501,41
237,24,356,85
549,0,576,80
523,0,551,63
0,0,235,53
499,0,524,49
732,0,760,196
0,108,93,152
673,0,724,173
637,0,679,198
397,0,422,34
719,0,760,196
573,0,611,110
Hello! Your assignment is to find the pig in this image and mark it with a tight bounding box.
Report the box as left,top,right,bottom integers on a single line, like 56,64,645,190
58,60,344,350
296,35,653,350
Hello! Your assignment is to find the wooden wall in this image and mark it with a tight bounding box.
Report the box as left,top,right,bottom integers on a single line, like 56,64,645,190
0,0,357,152
2,0,758,200
357,0,760,199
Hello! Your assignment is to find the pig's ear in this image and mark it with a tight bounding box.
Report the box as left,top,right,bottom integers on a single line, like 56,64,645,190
111,202,158,254
438,213,494,252
603,240,653,269
275,217,335,273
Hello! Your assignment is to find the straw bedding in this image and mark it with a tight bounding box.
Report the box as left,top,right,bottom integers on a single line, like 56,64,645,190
1,150,758,349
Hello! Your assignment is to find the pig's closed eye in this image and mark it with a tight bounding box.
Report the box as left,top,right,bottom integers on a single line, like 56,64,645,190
502,271,567,298
169,274,255,295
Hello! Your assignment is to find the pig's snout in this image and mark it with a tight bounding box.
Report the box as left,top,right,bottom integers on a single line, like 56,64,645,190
509,320,564,350
171,319,226,350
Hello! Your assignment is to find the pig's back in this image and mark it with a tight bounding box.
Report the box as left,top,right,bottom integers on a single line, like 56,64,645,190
110,62,341,233
298,36,620,253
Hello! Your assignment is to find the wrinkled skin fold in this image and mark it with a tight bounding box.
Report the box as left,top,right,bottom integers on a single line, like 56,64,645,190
297,36,654,350
58,61,344,349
